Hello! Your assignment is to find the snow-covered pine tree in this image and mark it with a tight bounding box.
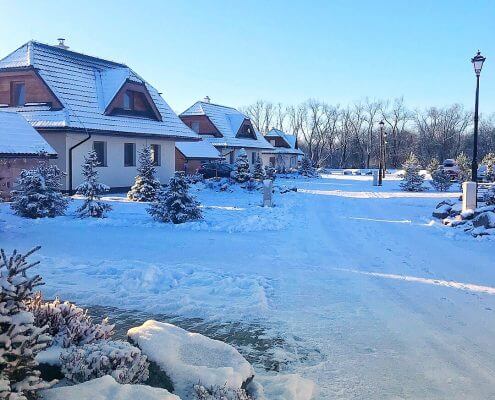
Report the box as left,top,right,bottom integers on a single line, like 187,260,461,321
264,165,276,180
400,153,425,192
127,146,161,202
482,152,495,182
455,152,471,184
148,172,202,224
0,247,53,399
27,292,114,348
252,154,265,180
484,186,495,206
231,149,251,183
430,168,453,192
426,158,440,174
75,151,112,218
10,160,69,219
299,155,316,177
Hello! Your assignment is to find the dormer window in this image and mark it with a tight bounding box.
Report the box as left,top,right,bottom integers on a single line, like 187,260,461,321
123,90,135,110
11,82,26,106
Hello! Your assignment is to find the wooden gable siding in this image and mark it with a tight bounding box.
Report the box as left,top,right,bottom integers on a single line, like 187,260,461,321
0,69,62,108
268,136,290,148
179,114,222,137
235,119,257,139
106,81,162,121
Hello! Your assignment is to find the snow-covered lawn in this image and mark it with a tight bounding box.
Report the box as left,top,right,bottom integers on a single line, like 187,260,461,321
1,174,495,399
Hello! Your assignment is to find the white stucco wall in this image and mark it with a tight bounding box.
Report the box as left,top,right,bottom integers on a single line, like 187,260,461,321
43,132,176,190
218,147,261,169
261,153,298,171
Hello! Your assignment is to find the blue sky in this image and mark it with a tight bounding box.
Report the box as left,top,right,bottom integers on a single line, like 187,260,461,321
1,0,494,114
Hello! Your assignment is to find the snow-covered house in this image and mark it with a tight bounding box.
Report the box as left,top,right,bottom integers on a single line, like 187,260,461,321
0,40,199,192
179,98,274,167
262,128,304,172
0,110,57,199
175,140,222,174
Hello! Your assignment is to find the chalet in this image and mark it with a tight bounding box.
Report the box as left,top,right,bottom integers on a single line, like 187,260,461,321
179,98,274,167
0,110,57,199
262,128,304,172
175,140,222,174
0,40,199,192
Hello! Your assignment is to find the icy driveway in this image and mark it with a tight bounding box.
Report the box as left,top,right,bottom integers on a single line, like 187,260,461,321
1,175,495,399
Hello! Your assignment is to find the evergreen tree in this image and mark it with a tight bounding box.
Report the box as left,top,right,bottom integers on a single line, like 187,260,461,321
264,165,276,180
127,146,161,202
299,155,316,177
484,186,495,206
75,151,112,218
0,247,53,399
148,172,202,224
430,168,453,192
10,160,68,219
231,149,251,183
252,154,265,180
481,152,495,182
426,158,440,174
455,152,471,184
400,153,425,192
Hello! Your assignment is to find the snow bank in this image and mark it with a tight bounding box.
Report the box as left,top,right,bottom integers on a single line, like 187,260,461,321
128,320,254,399
249,373,316,400
36,346,64,366
40,375,180,400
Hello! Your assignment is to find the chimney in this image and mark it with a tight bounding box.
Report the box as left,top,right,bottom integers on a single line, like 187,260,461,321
203,96,211,103
56,38,69,50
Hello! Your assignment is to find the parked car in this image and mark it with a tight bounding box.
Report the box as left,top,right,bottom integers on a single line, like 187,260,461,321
198,162,233,179
440,159,460,180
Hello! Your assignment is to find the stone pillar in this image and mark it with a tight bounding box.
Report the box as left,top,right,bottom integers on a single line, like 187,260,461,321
263,179,273,207
462,181,477,212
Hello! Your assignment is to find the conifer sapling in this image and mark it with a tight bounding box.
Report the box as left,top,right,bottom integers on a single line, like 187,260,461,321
252,154,265,180
231,149,252,183
75,150,112,218
127,145,161,202
400,153,425,192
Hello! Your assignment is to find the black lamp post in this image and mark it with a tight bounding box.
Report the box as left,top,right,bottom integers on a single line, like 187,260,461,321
378,120,384,185
471,50,486,182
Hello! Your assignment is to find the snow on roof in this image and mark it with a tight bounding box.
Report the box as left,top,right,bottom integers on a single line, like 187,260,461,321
0,111,56,156
181,101,274,150
0,41,199,141
263,128,303,155
176,139,222,159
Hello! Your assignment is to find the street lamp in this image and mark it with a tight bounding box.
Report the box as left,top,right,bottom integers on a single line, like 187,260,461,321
378,120,385,185
471,50,486,181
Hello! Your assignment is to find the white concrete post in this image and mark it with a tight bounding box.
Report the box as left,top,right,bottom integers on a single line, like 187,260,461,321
263,179,273,207
462,181,477,212
372,170,379,186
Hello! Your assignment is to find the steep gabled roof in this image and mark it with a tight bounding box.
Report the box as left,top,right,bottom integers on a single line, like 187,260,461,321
263,128,303,155
0,110,56,156
0,41,198,140
180,101,273,149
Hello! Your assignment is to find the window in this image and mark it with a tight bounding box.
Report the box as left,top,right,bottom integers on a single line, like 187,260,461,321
229,151,235,164
269,157,276,166
11,82,26,106
252,152,257,164
124,143,136,167
150,144,161,166
93,141,107,166
270,140,276,146
191,121,200,133
123,90,135,110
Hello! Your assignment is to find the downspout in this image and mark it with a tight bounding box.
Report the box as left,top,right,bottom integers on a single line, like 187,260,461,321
68,130,91,195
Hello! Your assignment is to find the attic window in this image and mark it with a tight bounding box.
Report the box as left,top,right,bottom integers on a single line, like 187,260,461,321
237,124,256,139
123,90,135,110
11,82,26,106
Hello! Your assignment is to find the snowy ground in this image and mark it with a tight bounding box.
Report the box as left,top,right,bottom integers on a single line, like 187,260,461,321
1,174,495,399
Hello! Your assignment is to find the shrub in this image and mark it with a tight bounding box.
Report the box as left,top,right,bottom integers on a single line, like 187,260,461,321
127,146,161,202
430,168,453,191
60,340,149,384
231,149,252,183
193,384,254,400
27,292,114,348
400,153,425,192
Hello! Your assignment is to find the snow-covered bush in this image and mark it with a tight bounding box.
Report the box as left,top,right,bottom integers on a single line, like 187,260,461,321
482,153,495,182
10,160,68,219
0,247,54,399
455,152,471,184
148,172,202,224
264,165,276,180
27,292,114,348
75,151,112,218
193,384,254,400
400,153,425,192
426,158,440,174
252,155,265,180
484,186,495,206
231,149,252,183
299,156,316,177
244,178,259,192
186,173,205,185
430,168,453,192
60,340,149,384
127,146,161,202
